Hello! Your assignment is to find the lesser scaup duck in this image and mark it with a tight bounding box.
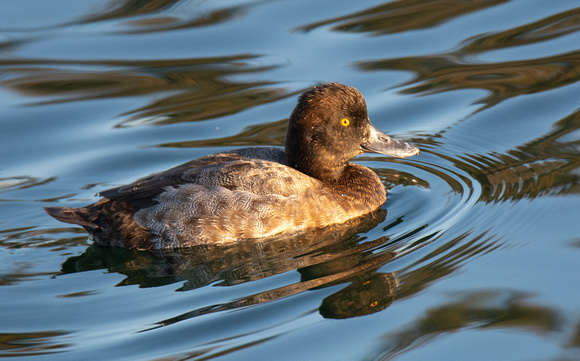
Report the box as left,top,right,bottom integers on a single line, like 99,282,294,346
45,83,419,249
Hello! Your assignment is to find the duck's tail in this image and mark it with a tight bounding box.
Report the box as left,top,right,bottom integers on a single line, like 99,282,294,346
44,206,95,228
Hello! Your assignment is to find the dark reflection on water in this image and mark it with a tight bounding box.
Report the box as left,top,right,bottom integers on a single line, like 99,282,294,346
318,273,397,319
76,0,182,25
60,210,409,323
156,118,288,148
571,323,580,348
356,6,580,107
2,55,292,126
298,0,508,35
76,0,249,34
409,108,580,205
0,331,71,357
459,7,580,54
0,176,56,194
362,50,580,107
458,110,580,202
0,228,88,250
397,230,504,300
374,291,560,360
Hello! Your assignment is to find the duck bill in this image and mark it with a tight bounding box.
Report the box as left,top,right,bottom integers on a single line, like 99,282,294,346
361,124,420,158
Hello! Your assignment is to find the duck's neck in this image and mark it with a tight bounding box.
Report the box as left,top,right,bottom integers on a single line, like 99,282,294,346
287,150,347,183
328,163,387,207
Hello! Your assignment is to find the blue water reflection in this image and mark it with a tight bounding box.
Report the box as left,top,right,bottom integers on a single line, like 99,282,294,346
1,0,579,360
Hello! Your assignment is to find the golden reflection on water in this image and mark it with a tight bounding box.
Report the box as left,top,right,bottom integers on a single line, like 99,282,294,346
361,51,580,106
297,0,508,35
354,6,580,107
2,55,292,126
405,107,579,204
459,7,580,53
80,0,178,23
459,110,580,202
156,118,288,148
374,291,560,360
76,0,247,33
0,330,71,357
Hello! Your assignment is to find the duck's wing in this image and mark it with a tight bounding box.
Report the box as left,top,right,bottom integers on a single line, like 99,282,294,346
98,147,304,205
97,152,244,203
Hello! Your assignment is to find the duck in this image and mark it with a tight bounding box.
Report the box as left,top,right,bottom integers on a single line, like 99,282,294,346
45,83,419,249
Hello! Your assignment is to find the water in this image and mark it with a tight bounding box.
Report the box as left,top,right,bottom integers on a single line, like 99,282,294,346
1,0,579,360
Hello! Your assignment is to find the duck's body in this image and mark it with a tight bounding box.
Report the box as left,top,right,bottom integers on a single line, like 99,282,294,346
47,147,385,249
45,83,419,249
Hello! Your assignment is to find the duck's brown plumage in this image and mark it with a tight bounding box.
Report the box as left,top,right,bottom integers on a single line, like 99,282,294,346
45,83,419,249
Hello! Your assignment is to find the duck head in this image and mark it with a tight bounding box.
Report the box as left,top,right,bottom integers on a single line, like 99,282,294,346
285,83,419,181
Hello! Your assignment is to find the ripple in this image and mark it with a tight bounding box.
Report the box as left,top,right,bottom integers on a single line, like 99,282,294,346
0,227,88,249
0,330,71,357
72,0,257,34
0,176,56,193
373,290,559,359
359,50,580,107
381,163,476,260
153,118,288,148
1,54,292,125
376,107,579,263
459,7,580,54
453,109,580,202
296,0,507,35
355,6,580,107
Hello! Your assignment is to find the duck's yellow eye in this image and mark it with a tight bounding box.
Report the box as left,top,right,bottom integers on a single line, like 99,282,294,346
341,118,350,126
370,301,378,307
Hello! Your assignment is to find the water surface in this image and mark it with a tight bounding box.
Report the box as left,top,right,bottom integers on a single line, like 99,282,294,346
1,0,579,360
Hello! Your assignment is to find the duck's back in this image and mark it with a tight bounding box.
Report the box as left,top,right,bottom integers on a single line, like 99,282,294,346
46,147,386,249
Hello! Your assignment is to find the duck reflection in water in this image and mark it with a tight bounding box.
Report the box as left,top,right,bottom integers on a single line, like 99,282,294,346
55,82,421,323
61,209,410,322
